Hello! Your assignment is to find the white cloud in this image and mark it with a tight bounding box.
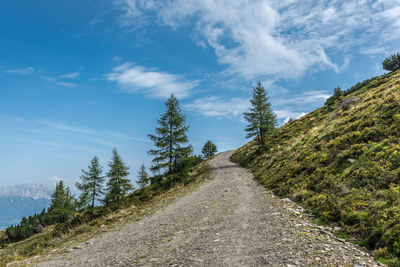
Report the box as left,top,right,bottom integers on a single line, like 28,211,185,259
277,110,306,120
360,47,386,55
184,89,328,122
184,95,310,120
282,112,306,124
272,90,330,123
44,72,80,87
17,138,98,152
89,18,102,26
116,0,155,29
112,56,122,61
106,63,198,98
44,76,56,81
50,176,63,184
117,0,400,80
273,90,331,107
5,66,35,74
57,82,76,88
184,96,249,118
49,176,75,189
37,119,151,144
59,72,80,79
1,118,151,152
37,120,97,135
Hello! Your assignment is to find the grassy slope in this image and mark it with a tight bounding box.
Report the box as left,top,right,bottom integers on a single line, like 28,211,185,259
232,69,400,264
0,162,210,267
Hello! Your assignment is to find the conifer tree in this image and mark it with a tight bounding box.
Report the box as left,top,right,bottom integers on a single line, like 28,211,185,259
137,164,149,189
63,187,75,221
148,94,192,176
202,140,217,159
243,81,277,145
47,181,75,223
48,181,65,221
382,53,400,72
104,148,132,209
75,156,105,217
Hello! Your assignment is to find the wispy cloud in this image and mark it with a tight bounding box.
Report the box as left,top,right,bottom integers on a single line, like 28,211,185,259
5,66,35,74
116,0,152,29
89,18,102,26
106,63,199,98
184,96,309,120
184,96,249,118
44,71,80,87
57,82,76,88
184,88,330,123
0,116,152,154
36,119,151,144
273,90,331,107
37,120,97,135
272,90,330,123
59,72,80,79
116,0,400,80
276,110,306,121
17,138,98,152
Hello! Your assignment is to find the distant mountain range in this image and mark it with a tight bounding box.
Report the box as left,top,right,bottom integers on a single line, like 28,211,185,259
0,183,52,230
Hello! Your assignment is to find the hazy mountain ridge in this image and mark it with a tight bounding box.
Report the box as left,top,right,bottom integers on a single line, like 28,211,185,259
0,183,52,229
0,183,52,200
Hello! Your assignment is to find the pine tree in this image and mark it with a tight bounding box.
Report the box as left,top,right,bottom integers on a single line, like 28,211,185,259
75,156,105,217
243,81,277,145
104,148,133,209
333,86,343,97
382,53,400,72
148,94,192,177
137,164,149,189
47,181,75,223
202,140,217,159
63,187,75,221
48,181,64,222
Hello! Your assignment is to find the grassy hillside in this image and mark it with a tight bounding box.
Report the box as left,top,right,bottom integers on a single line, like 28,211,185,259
0,162,210,267
232,69,400,265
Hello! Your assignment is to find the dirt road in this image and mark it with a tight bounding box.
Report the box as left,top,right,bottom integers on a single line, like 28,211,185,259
33,151,381,266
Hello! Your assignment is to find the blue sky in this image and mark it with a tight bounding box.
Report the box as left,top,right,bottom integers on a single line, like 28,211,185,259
1,0,399,188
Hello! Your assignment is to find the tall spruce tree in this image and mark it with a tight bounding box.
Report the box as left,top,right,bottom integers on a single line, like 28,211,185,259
243,81,277,145
47,181,75,223
202,140,217,159
148,94,192,177
75,156,105,217
137,164,149,189
104,148,132,209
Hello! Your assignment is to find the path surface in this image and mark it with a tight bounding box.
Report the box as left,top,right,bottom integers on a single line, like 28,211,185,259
33,151,382,266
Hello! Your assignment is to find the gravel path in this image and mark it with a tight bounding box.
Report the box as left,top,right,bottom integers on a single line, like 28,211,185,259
32,151,382,266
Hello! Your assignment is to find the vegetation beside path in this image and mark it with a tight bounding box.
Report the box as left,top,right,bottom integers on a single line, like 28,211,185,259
232,69,400,265
0,147,210,266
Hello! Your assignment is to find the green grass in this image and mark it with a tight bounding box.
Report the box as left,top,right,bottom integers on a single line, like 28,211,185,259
0,162,210,267
231,69,400,266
